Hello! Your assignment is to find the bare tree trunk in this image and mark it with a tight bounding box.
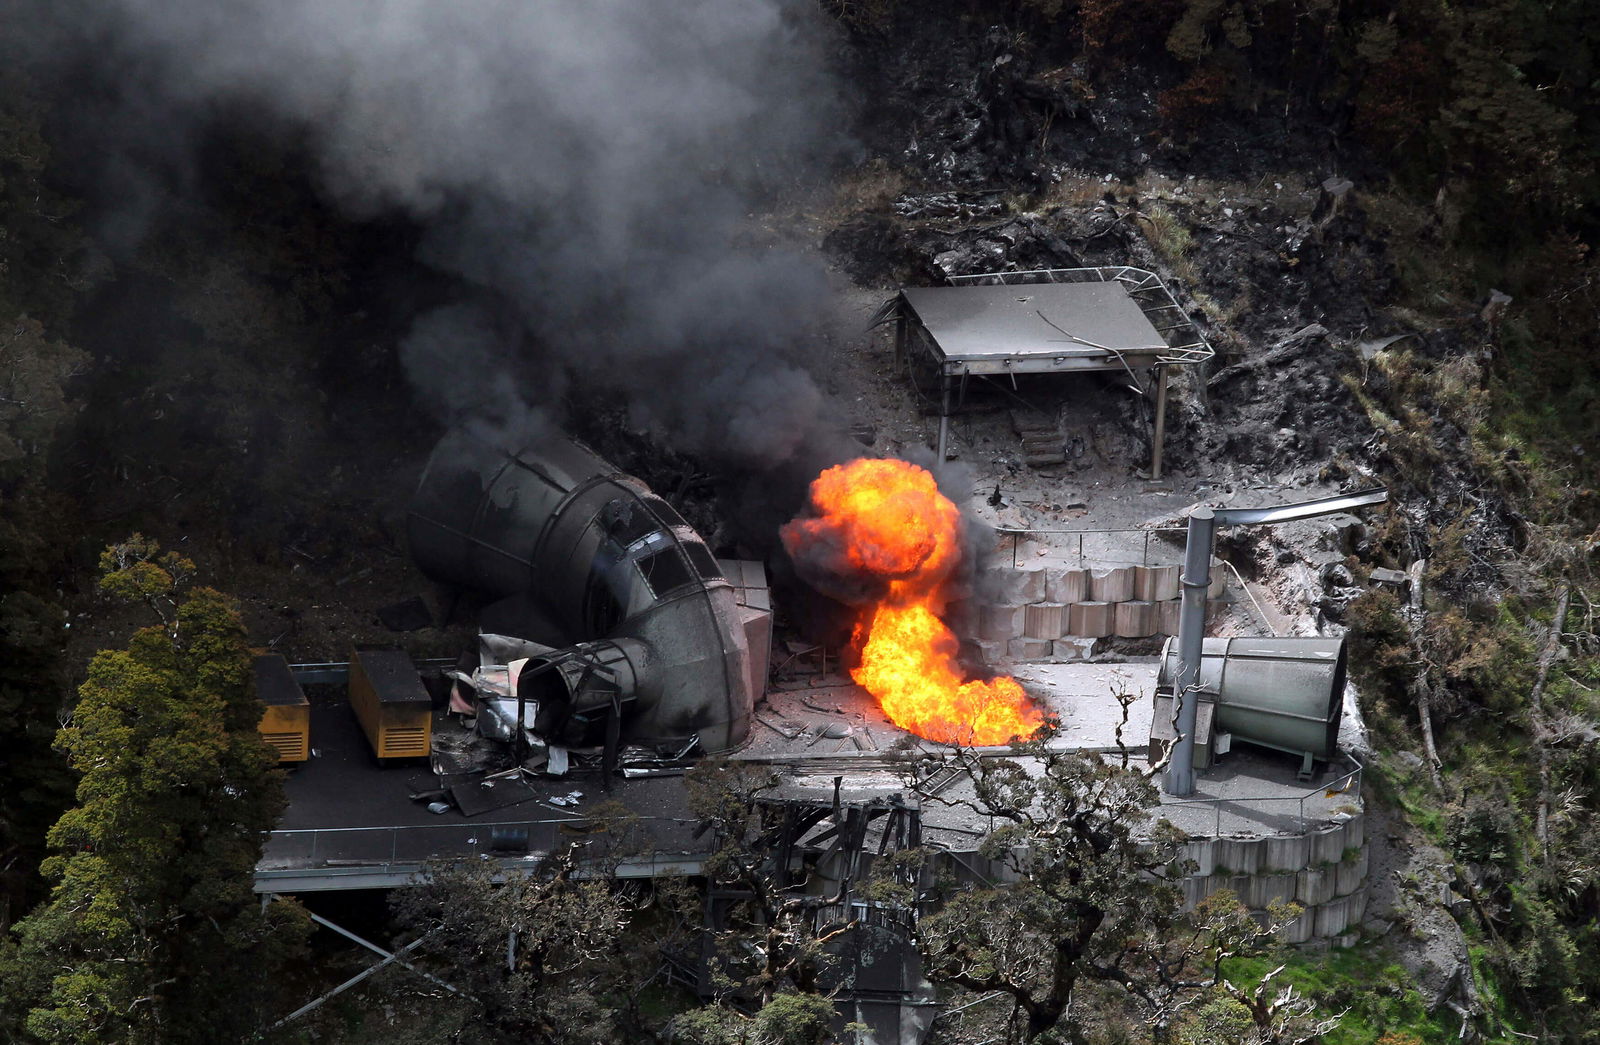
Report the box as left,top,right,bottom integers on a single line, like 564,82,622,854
1531,582,1572,864
1407,559,1443,791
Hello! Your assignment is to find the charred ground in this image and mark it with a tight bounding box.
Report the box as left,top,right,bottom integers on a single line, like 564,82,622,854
1,0,1598,1041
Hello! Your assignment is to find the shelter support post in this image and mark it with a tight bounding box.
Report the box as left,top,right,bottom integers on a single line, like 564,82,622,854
1151,365,1168,481
936,373,951,466
1163,507,1215,797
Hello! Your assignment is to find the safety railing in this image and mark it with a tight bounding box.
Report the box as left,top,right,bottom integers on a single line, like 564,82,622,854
1156,752,1365,840
993,525,1188,569
258,814,702,873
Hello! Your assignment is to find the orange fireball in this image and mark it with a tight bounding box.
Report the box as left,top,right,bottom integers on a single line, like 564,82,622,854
782,458,1043,745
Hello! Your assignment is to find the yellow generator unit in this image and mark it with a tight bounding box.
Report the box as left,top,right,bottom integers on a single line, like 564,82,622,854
254,654,310,763
348,648,432,761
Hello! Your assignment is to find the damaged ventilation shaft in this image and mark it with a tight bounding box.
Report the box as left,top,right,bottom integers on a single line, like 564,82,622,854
407,429,755,756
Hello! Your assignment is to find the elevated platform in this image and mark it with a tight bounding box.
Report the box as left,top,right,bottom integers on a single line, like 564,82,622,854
259,663,1360,892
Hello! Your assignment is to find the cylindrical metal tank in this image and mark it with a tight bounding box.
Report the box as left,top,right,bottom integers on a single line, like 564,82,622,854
408,430,753,752
1157,636,1346,761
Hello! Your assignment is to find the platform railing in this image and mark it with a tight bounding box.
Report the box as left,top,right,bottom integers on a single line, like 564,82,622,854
993,524,1189,569
1156,751,1365,839
258,814,702,873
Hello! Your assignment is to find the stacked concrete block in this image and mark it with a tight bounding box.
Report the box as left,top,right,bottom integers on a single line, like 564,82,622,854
1313,888,1368,938
1174,812,1370,944
979,604,1027,642
993,565,1047,604
1241,873,1297,910
1114,601,1158,638
974,638,1007,666
1180,839,1217,877
945,598,979,636
1310,824,1347,865
1279,905,1317,945
1046,567,1088,605
1053,637,1097,661
1216,837,1264,876
1023,603,1067,640
1089,566,1135,603
1296,867,1337,908
1135,564,1181,602
1157,600,1182,637
1264,834,1312,873
1334,847,1368,897
978,554,1232,644
1068,601,1114,638
1008,638,1052,661
1338,812,1364,850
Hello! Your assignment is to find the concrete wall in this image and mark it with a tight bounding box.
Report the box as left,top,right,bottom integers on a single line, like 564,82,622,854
1176,812,1368,943
978,561,1227,661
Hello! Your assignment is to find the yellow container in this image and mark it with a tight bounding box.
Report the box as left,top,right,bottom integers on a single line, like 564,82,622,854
348,648,432,761
254,654,310,763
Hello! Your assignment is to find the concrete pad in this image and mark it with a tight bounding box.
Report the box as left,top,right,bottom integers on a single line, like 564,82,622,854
1024,603,1066,640
1008,662,1157,747
1068,601,1114,637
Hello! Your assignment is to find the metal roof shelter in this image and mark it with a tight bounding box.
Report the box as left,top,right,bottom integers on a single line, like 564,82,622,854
887,267,1213,478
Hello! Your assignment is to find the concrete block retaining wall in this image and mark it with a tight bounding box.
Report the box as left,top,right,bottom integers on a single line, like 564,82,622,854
1176,812,1367,943
980,560,1228,660
933,813,1368,946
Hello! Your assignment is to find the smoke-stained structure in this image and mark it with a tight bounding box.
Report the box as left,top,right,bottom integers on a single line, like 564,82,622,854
408,429,755,752
20,0,844,468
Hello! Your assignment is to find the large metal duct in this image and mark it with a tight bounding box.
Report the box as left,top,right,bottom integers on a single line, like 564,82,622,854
408,429,753,753
1157,636,1346,763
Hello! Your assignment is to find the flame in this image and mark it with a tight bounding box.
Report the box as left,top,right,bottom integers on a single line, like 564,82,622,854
782,458,1043,745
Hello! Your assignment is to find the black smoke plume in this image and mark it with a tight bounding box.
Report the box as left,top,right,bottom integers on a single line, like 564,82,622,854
17,0,847,468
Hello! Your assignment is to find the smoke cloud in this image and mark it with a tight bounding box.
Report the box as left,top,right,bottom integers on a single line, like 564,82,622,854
24,0,846,466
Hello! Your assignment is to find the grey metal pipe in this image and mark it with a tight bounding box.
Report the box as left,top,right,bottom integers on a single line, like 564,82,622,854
1163,506,1215,796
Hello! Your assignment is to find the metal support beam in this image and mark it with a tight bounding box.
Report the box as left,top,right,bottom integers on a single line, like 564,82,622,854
1163,507,1215,797
936,374,951,467
1151,365,1169,481
300,903,466,998
271,934,434,1028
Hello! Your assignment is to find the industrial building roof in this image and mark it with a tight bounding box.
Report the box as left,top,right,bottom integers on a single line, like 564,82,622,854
901,280,1170,375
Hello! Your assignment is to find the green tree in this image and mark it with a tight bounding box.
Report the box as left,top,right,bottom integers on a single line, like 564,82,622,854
390,812,643,1044
907,741,1325,1043
0,540,306,1044
0,502,73,929
686,760,862,1006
